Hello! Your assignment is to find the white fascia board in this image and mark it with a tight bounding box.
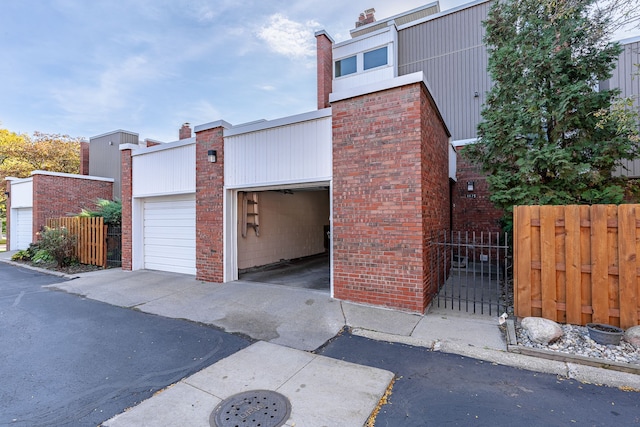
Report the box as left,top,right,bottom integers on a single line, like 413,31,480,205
194,120,233,133
131,137,196,157
617,34,640,45
90,129,139,139
119,143,139,151
5,176,32,183
452,138,479,147
224,108,333,137
397,0,493,31
30,170,115,182
225,178,332,191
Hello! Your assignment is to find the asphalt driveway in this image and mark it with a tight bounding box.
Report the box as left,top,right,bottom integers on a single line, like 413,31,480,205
0,263,250,426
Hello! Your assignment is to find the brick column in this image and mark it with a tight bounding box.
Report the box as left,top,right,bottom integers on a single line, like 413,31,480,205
80,141,90,175
315,31,334,110
195,121,229,282
332,82,450,312
120,146,134,270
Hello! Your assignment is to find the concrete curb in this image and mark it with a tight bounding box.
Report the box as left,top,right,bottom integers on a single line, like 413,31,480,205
352,324,640,390
0,257,79,280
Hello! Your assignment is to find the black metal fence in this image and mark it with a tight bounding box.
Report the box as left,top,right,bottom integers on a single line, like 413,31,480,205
430,231,512,316
106,226,122,267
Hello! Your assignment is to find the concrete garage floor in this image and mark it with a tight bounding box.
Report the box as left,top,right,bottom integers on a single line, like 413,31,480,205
238,253,330,291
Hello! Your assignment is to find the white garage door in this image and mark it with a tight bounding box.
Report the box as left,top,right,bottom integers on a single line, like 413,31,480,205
143,195,196,275
12,208,33,250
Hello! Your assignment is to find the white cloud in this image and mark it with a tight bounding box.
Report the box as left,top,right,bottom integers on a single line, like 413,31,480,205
256,13,320,58
257,84,276,91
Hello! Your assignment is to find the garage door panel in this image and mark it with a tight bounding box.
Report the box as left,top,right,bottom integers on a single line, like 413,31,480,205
13,208,33,250
143,195,196,275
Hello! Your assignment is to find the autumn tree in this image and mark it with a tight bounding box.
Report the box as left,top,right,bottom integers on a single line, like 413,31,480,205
464,0,640,229
1,128,82,217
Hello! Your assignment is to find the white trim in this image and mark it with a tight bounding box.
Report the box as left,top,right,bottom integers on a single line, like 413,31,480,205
5,176,32,183
397,0,493,31
30,170,114,182
194,120,233,133
314,29,334,44
452,138,479,147
618,35,640,45
225,178,332,191
224,109,332,137
131,189,196,198
131,138,195,157
336,24,396,49
119,143,139,151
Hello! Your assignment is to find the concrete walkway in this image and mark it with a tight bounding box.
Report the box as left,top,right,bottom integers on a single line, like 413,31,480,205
1,254,639,426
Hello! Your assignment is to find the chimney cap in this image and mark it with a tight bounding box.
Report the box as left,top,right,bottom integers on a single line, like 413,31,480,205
182,122,191,127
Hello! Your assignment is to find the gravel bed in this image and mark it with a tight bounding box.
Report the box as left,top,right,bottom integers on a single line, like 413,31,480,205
516,323,640,365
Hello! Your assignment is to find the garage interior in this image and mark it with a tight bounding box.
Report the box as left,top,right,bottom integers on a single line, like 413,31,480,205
237,187,330,290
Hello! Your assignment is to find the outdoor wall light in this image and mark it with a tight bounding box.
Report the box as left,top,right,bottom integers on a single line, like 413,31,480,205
467,181,475,192
3,192,9,197
208,149,217,163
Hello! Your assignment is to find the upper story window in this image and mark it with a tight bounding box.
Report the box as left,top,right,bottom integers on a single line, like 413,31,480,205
363,46,388,70
335,55,357,77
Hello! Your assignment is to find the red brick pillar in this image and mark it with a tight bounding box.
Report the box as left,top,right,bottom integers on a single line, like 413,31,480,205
120,146,133,270
332,82,450,312
195,121,228,282
80,141,90,175
316,31,333,110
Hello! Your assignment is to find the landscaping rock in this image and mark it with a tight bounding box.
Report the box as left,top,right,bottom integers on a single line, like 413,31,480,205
521,317,563,345
625,325,640,348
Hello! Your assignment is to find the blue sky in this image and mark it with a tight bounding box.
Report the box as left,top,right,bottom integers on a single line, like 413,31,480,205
0,0,637,142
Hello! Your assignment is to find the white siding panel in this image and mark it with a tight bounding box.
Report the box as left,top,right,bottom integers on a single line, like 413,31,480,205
133,144,195,197
225,116,332,188
10,179,33,208
12,208,33,250
143,195,196,275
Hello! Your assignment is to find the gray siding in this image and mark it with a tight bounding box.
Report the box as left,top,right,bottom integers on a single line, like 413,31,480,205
608,39,640,177
398,0,492,140
89,130,139,198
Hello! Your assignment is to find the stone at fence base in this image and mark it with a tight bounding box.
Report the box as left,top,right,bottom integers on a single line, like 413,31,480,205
521,317,563,345
625,326,640,348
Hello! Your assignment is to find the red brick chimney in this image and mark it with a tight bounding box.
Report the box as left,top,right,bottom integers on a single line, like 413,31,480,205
315,30,334,110
80,141,89,175
179,122,192,140
355,8,376,28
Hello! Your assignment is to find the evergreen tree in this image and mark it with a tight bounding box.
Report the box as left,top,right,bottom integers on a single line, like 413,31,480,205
465,0,640,222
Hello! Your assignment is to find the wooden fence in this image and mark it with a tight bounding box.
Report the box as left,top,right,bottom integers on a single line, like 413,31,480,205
514,205,640,329
46,217,106,268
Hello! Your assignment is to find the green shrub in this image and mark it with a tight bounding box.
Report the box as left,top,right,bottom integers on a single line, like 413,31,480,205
38,227,77,267
31,249,54,264
11,249,31,261
79,199,121,226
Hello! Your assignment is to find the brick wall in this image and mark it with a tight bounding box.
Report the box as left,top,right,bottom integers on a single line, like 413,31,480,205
316,32,333,110
195,126,225,282
332,82,450,312
31,173,113,240
452,146,503,233
120,148,133,270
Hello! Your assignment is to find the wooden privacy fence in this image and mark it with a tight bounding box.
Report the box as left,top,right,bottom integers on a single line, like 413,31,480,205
46,217,106,268
514,205,640,329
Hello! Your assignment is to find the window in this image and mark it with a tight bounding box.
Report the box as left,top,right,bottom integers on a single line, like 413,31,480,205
363,46,388,70
335,55,356,77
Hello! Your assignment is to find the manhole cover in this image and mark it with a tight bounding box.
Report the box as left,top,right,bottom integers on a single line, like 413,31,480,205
210,389,292,427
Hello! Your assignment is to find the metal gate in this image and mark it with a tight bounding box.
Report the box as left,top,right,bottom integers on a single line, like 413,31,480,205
430,231,512,316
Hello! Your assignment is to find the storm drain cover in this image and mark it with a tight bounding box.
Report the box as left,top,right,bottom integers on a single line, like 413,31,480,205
210,389,291,427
